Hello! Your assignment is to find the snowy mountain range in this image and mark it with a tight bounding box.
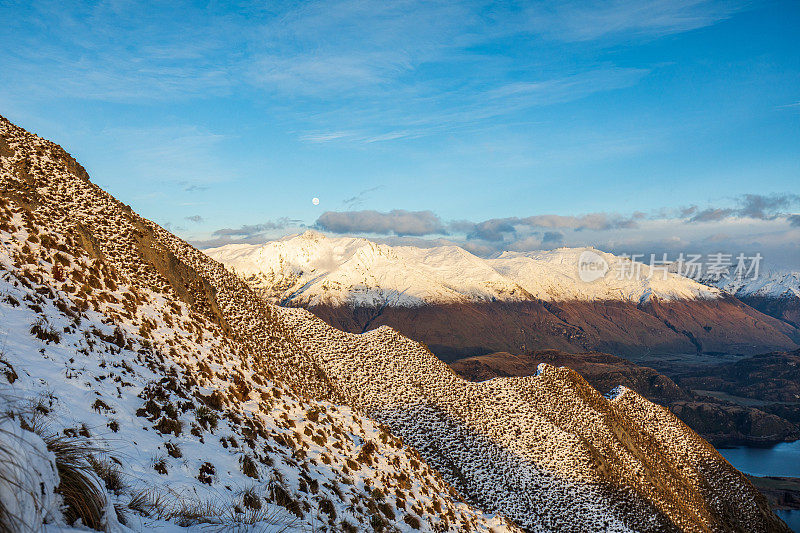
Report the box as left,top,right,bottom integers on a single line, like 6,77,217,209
206,231,722,307
206,232,800,359
0,116,789,531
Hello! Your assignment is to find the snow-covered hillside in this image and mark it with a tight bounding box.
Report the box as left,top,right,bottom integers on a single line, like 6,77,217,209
206,232,721,308
0,114,789,532
0,125,513,532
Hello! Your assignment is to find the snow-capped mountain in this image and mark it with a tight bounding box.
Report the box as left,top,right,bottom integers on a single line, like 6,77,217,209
206,232,721,307
713,270,800,300
207,232,799,359
709,270,800,330
0,115,790,532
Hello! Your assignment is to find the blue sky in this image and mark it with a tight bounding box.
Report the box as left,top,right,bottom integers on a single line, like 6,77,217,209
1,0,799,266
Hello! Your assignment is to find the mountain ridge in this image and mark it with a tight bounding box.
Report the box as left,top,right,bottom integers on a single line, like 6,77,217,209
206,231,724,307
450,349,800,447
207,232,800,359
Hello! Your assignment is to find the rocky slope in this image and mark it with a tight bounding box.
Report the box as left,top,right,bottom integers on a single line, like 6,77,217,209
451,350,800,446
0,115,789,532
207,233,799,360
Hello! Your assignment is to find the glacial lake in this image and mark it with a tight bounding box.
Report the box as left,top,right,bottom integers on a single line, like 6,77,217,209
718,441,800,532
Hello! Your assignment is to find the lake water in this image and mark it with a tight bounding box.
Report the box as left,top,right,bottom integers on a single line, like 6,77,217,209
718,441,800,531
719,440,800,477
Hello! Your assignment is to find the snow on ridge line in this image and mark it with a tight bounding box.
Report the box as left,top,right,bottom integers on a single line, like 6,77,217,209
0,117,521,532
712,269,800,299
204,230,721,307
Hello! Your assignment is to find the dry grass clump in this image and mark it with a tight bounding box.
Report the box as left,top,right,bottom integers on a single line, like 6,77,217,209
29,318,61,344
403,512,422,529
125,487,297,532
0,397,107,532
87,456,125,494
43,433,106,530
195,404,220,430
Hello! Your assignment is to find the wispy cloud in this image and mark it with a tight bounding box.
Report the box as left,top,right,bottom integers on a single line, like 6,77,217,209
183,183,210,192
516,0,748,42
1,0,745,138
255,193,798,266
342,186,384,209
486,68,650,102
212,218,305,238
193,217,308,248
0,1,238,102
687,193,800,222
298,131,358,143
294,66,650,145
307,194,800,243
88,124,230,187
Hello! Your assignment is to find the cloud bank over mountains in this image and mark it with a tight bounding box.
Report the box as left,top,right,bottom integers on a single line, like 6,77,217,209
317,210,446,236
195,193,800,268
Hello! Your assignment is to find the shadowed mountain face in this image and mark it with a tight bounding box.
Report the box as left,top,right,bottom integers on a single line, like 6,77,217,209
309,297,799,361
673,349,800,403
737,295,800,330
0,114,791,532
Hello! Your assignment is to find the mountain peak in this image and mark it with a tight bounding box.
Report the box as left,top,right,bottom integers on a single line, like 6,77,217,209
206,235,721,307
296,228,327,240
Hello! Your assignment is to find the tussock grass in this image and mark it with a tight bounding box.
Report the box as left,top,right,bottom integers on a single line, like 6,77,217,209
125,486,298,532
88,456,125,494
43,432,106,529
0,420,42,533
0,395,107,531
195,404,219,430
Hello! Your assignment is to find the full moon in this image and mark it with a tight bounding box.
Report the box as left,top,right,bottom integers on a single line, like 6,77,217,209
312,197,320,205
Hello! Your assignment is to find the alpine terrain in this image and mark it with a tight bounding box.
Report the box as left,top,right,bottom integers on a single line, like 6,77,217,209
712,271,800,329
0,114,790,532
205,233,799,360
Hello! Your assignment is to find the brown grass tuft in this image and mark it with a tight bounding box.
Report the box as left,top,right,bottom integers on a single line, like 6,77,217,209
43,433,107,530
